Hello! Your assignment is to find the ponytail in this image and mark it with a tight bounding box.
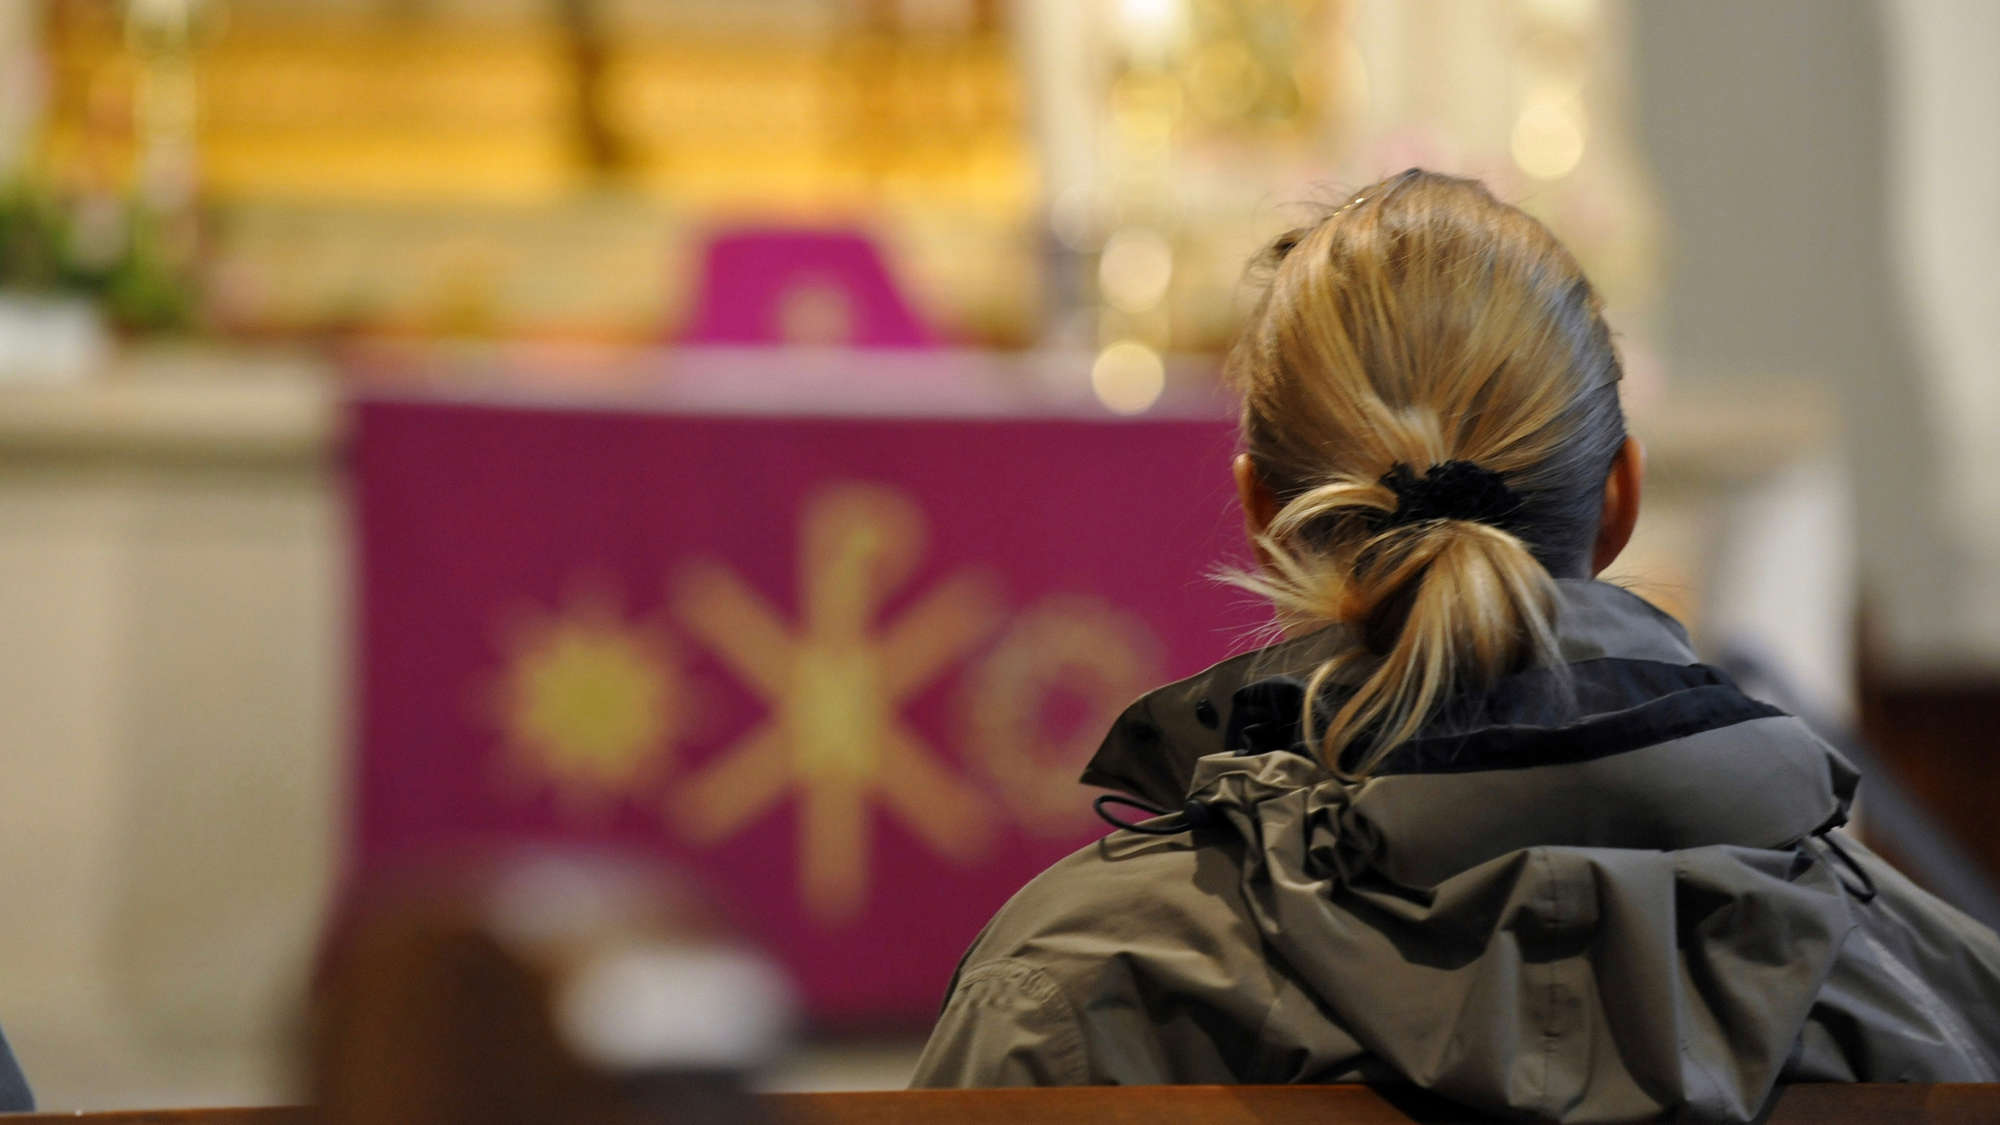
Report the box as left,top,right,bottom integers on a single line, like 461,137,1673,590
1223,170,1625,779
1230,464,1562,778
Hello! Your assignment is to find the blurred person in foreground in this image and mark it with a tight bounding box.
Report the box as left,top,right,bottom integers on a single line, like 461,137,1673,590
0,1025,26,1110
311,850,792,1125
913,169,2000,1122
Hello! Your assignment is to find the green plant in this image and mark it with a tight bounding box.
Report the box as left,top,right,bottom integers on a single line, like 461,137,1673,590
0,180,195,333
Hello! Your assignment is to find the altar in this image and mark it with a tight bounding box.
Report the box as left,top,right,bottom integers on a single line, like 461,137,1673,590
349,353,1261,1024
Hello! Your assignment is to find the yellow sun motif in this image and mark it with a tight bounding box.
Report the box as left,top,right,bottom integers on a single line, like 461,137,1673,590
670,483,1003,923
494,589,681,813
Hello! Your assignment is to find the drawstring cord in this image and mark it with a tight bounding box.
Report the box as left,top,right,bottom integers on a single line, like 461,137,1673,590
1093,794,1217,836
1098,780,1872,901
1093,783,1372,886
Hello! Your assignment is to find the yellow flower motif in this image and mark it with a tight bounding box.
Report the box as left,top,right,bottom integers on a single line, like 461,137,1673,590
670,483,1003,923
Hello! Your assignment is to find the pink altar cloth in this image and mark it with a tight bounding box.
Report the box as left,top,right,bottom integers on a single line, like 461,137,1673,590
351,388,1260,1025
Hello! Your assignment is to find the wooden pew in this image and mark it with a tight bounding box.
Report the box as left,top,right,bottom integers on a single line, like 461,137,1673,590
5,1084,1999,1124
761,1085,2000,1124
260,854,1999,1123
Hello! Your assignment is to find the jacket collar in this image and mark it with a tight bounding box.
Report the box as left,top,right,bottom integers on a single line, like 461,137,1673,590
1082,579,1690,804
1081,579,1858,880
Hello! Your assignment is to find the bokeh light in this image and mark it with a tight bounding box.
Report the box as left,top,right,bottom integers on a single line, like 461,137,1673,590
1090,339,1165,414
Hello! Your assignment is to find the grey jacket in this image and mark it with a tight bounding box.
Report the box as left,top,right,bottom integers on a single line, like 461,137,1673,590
913,580,2000,1122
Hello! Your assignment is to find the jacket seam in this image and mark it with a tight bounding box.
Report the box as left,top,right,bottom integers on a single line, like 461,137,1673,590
1850,916,1996,1081
1533,848,1558,1115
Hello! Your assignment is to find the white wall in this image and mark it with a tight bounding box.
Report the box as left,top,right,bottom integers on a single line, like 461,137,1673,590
1881,0,2000,675
1631,0,2000,678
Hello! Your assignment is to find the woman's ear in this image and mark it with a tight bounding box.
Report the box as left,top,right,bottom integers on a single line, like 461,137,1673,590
1233,453,1278,538
1234,453,1280,571
1591,435,1644,576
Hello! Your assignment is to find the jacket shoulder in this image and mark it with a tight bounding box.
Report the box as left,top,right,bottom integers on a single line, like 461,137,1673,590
1796,831,2000,1082
964,831,1257,967
913,829,1288,1086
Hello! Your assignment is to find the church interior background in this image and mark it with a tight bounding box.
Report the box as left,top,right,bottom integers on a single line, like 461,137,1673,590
0,0,1994,1109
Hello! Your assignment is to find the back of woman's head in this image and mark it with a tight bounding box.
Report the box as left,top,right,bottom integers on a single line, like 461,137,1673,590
1227,168,1626,779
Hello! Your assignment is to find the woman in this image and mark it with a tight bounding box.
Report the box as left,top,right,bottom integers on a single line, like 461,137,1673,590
911,171,2000,1122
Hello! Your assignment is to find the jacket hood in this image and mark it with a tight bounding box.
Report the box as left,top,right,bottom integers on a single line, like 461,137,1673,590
1080,580,1867,1122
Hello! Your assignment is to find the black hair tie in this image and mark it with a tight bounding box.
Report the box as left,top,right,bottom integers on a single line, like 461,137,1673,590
1367,460,1522,531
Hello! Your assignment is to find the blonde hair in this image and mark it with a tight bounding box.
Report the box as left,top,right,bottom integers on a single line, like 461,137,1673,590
1226,170,1626,780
